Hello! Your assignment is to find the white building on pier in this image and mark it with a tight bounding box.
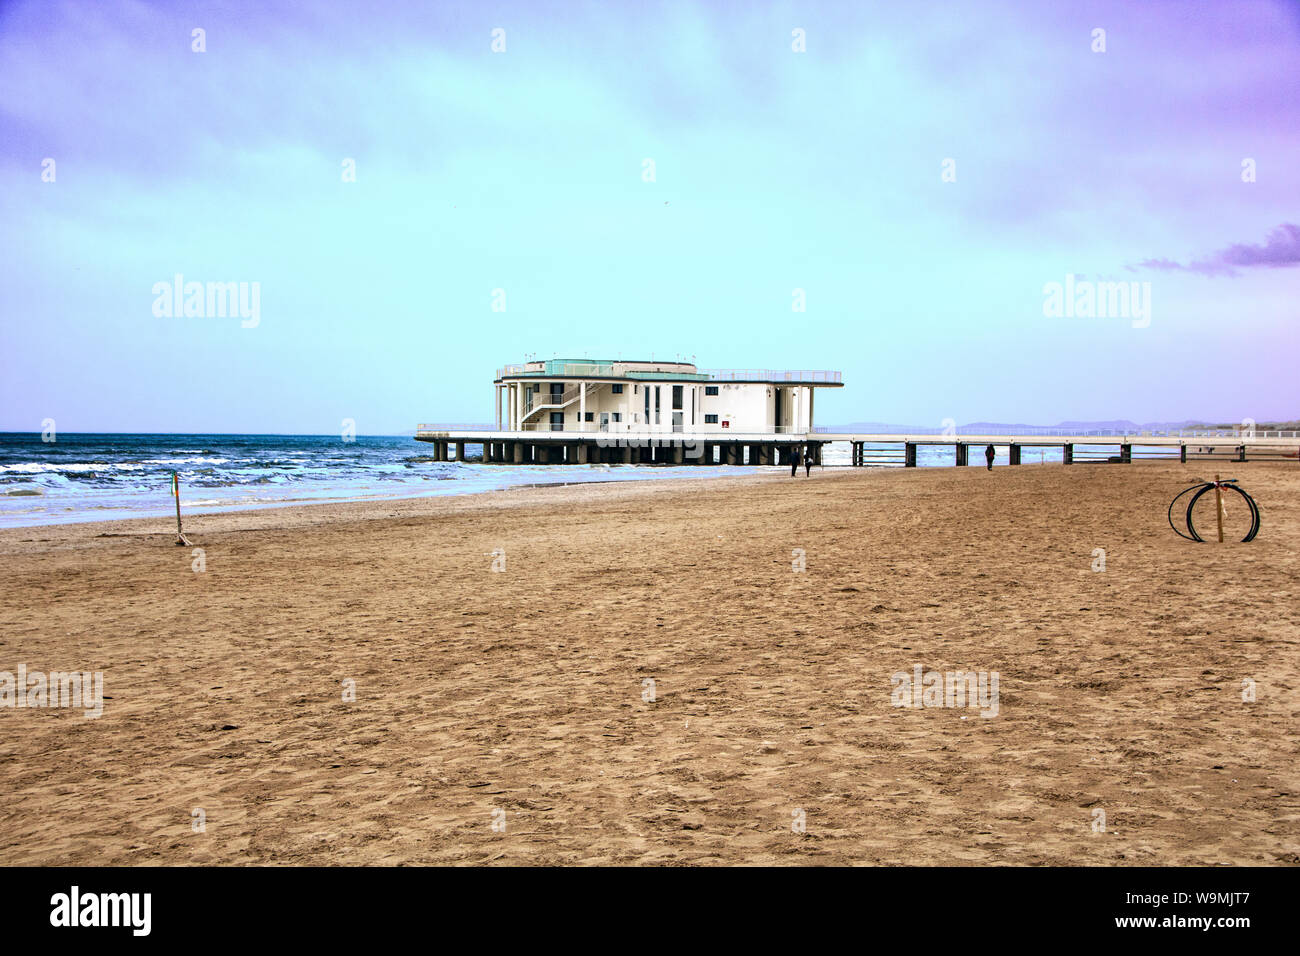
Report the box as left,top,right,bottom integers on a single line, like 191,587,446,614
493,358,842,435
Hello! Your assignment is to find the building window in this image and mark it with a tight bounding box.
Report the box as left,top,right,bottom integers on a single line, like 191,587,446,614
705,414,719,424
584,412,594,422
612,413,622,422
612,384,624,394
705,386,719,396
672,385,683,410
549,412,564,431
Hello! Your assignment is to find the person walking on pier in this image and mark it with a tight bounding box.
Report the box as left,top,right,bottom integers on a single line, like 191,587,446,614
985,443,996,470
804,445,814,477
790,445,802,478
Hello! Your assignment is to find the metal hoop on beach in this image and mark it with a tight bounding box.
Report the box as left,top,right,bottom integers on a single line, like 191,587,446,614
1167,479,1260,543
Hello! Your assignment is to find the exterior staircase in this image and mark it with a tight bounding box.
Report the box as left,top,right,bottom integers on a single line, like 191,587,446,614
520,384,583,424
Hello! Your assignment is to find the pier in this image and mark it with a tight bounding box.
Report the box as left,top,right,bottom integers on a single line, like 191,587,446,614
414,426,1299,466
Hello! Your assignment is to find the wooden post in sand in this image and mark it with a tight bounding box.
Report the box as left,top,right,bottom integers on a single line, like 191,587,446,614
1214,474,1225,544
172,471,191,547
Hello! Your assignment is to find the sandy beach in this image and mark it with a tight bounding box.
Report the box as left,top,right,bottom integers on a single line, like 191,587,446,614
1,461,1297,866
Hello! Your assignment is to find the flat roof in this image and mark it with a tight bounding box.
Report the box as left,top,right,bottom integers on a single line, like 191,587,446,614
496,365,843,386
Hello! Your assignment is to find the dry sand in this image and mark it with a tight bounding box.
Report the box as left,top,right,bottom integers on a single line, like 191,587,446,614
1,462,1297,865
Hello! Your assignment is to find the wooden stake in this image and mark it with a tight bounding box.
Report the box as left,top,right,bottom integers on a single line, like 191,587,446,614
173,471,191,546
1214,474,1224,544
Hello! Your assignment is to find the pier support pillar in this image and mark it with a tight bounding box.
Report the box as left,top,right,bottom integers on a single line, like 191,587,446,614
621,445,633,464
670,444,683,465
904,442,917,467
1119,443,1132,464
1063,443,1073,465
577,443,588,464
513,442,524,464
955,443,968,467
455,441,465,461
1009,444,1021,466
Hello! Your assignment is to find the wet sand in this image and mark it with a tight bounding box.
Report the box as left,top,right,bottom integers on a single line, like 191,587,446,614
1,462,1297,865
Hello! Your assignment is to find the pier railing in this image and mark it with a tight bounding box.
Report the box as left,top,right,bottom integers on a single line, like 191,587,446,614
813,426,1300,438
416,423,494,433
473,423,827,435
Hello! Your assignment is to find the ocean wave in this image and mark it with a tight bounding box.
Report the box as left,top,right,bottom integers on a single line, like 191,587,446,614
0,461,145,473
142,457,231,465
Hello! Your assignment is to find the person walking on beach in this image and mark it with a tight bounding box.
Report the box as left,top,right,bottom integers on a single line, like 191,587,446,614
804,445,814,477
985,443,996,470
790,445,802,478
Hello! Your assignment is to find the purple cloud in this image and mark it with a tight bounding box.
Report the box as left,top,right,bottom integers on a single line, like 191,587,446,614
1134,224,1300,277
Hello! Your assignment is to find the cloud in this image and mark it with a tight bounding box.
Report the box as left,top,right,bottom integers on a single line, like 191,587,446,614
1133,224,1300,277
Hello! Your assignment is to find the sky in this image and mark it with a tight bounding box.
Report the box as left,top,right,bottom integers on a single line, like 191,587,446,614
1,0,1296,434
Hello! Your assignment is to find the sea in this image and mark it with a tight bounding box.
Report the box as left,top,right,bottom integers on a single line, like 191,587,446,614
0,433,1128,529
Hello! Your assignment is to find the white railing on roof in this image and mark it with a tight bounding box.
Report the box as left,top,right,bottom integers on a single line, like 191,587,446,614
704,369,842,383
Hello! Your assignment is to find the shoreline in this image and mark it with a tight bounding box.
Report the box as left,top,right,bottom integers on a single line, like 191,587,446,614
0,466,802,553
0,458,1241,552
